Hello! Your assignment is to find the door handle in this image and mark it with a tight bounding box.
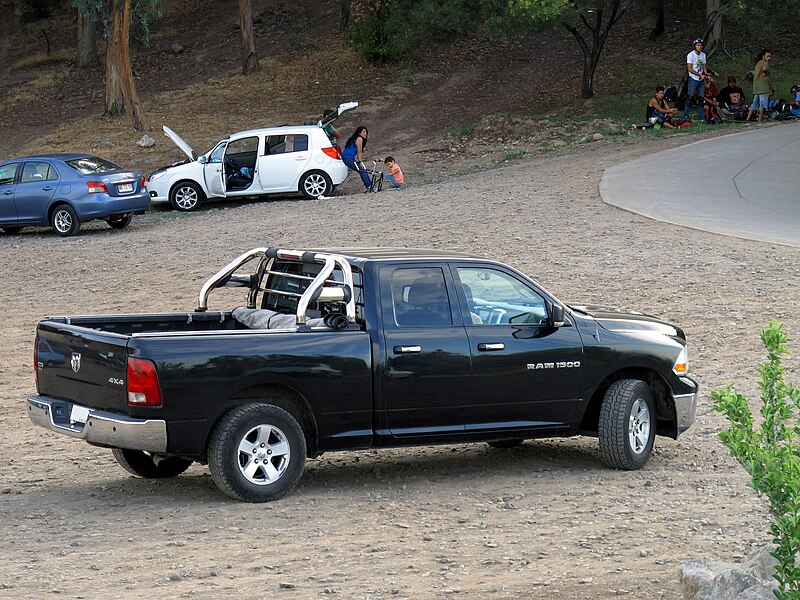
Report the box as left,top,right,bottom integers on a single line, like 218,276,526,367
295,155,308,160
393,345,422,354
477,343,505,351
42,186,53,191
2,190,12,195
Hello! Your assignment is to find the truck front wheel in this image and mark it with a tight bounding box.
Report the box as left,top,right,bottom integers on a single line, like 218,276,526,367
598,379,656,470
112,448,193,478
208,404,306,502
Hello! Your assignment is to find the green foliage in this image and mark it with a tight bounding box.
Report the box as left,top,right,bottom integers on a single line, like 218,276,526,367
74,0,165,46
347,0,487,62
450,122,477,137
16,0,64,23
712,320,800,599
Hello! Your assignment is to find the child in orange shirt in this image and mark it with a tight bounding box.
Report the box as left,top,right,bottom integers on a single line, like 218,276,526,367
384,156,404,189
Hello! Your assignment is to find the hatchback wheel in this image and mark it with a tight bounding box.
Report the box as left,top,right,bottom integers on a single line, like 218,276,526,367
170,181,203,211
51,205,81,237
107,214,133,229
299,171,332,199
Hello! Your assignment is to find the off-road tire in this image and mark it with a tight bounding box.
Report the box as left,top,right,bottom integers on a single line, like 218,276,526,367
208,403,306,502
599,379,656,470
112,448,193,478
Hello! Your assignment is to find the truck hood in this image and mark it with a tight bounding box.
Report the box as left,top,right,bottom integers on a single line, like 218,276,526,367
569,304,685,340
162,125,195,161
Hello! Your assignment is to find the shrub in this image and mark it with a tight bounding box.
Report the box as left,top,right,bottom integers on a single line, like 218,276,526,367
712,319,800,599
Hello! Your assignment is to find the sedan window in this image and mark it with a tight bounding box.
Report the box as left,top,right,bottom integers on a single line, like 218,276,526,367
65,157,121,175
21,162,57,183
0,163,18,186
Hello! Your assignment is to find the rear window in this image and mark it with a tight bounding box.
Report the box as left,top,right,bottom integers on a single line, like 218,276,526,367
65,157,122,175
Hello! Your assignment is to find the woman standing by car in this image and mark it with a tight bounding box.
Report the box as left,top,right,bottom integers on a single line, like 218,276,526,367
341,126,373,192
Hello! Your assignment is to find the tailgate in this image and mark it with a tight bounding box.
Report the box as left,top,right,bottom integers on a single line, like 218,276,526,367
35,320,130,412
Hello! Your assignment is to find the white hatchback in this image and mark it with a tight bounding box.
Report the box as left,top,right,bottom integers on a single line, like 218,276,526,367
146,104,356,211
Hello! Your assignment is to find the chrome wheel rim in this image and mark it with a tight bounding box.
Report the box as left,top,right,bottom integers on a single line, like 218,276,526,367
54,210,72,233
303,174,327,197
628,398,651,455
237,424,291,485
175,186,198,209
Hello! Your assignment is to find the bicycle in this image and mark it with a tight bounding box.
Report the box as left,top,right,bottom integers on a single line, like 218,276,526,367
367,160,383,192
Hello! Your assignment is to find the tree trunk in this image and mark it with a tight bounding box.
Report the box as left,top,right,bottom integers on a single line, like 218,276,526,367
704,0,724,58
564,0,628,100
339,0,351,32
104,0,124,118
239,0,258,75
77,7,99,68
104,0,148,130
650,0,664,39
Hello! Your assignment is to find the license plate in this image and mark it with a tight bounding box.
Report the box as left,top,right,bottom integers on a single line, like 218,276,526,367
70,404,90,424
117,183,134,193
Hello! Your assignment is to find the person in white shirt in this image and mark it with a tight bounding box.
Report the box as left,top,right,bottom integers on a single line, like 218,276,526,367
684,38,709,122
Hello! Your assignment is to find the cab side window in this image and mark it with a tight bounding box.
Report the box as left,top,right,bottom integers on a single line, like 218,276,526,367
391,268,452,327
21,162,57,183
0,163,18,186
457,267,547,325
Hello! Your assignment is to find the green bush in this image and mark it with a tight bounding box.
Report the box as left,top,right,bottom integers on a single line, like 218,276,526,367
712,319,800,599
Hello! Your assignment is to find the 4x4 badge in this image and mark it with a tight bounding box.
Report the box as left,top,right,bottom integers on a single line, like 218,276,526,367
71,353,81,373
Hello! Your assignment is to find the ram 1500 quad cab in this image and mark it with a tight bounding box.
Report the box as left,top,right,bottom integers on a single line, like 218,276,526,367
27,247,698,502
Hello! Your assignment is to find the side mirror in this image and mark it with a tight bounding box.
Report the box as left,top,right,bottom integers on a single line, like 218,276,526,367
550,304,565,327
198,155,208,164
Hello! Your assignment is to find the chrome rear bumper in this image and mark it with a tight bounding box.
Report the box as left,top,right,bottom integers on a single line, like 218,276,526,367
27,395,167,453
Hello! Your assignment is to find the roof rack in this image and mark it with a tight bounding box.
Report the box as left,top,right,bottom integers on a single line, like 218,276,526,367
196,247,356,325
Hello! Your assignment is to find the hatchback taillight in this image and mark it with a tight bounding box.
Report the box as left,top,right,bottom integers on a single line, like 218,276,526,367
87,181,108,194
322,147,341,160
127,357,162,406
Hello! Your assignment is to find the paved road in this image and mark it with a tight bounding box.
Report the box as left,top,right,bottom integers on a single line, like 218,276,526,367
600,122,800,248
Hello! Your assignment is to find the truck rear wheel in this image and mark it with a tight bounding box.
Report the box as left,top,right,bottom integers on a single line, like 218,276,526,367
598,379,656,470
112,448,193,478
208,404,306,502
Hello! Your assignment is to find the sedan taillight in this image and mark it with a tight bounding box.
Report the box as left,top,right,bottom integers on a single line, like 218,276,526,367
322,147,341,160
140,176,147,187
87,181,108,194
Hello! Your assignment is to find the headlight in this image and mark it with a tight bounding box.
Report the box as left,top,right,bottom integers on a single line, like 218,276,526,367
149,170,166,181
673,346,688,376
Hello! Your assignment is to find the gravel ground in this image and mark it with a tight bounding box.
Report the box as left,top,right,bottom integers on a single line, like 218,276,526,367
1,137,798,599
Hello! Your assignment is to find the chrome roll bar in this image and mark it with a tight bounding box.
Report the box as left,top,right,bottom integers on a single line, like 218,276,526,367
197,247,356,325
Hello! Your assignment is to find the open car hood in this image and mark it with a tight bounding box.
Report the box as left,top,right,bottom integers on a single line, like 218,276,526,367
162,125,195,161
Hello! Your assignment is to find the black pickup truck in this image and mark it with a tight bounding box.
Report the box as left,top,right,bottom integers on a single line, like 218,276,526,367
27,247,698,502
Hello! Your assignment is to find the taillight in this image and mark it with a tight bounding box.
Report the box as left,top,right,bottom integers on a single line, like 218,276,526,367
33,334,39,385
322,146,341,159
87,181,108,194
127,357,162,406
140,176,147,187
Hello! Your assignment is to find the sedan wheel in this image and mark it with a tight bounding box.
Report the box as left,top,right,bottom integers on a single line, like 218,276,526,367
51,205,81,237
208,403,306,502
107,214,133,229
299,171,332,199
170,182,203,211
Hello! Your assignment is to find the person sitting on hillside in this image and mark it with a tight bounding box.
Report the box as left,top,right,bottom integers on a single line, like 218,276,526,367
703,77,724,124
791,84,800,117
717,76,748,117
647,86,679,128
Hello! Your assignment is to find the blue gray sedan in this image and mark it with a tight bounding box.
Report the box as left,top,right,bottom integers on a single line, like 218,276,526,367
0,153,150,237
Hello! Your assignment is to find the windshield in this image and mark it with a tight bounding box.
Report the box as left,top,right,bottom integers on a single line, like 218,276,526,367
65,157,122,175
